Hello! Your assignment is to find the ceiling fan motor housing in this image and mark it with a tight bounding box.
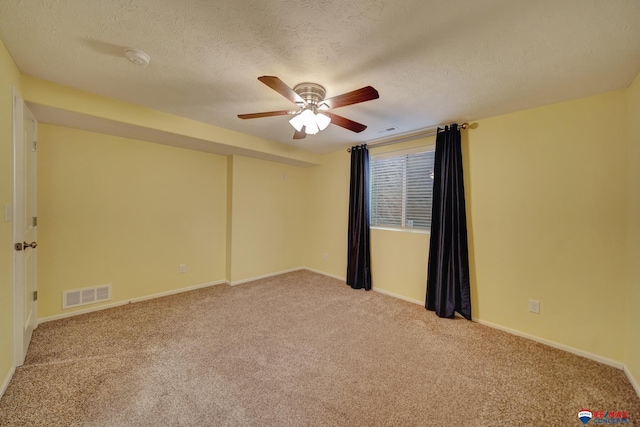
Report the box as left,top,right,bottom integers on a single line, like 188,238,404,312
293,83,326,106
237,76,377,137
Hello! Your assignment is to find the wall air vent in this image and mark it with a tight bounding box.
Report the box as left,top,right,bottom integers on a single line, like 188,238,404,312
62,284,112,309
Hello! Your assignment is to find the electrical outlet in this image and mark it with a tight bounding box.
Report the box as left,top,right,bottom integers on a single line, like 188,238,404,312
528,299,540,314
179,264,186,274
4,204,12,222
322,253,328,261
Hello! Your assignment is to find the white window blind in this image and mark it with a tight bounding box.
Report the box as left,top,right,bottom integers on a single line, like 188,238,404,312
370,149,435,230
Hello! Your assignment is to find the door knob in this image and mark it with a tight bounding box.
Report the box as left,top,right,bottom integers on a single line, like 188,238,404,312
15,241,37,251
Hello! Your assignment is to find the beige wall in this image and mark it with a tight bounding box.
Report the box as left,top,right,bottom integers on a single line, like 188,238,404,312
37,124,228,318
227,155,307,283
0,40,21,391
626,71,640,387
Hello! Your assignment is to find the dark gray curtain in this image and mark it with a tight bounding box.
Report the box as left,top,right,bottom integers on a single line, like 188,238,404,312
346,145,371,290
426,124,472,319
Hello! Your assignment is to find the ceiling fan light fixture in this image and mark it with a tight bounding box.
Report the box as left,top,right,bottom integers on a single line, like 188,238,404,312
289,113,304,132
240,76,378,139
316,112,331,131
303,110,320,135
305,122,319,135
289,108,329,135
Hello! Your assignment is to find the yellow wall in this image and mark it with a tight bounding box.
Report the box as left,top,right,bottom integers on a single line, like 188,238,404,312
21,76,320,168
626,71,640,387
0,40,21,389
302,137,456,304
227,156,306,283
468,90,629,362
304,150,350,278
306,90,630,363
304,138,436,303
369,139,436,303
36,125,311,313
370,229,429,302
37,124,228,318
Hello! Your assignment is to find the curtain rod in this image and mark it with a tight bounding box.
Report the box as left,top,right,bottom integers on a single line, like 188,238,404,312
347,122,469,152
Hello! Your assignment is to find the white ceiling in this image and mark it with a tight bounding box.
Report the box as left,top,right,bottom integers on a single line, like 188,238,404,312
1,0,639,153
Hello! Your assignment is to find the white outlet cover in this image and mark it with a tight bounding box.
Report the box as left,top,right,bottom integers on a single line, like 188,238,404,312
528,300,540,314
4,204,12,222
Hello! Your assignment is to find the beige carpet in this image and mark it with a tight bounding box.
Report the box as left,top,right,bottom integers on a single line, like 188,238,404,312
1,270,638,426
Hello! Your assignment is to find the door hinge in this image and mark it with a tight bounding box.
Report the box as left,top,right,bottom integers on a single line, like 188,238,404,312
33,291,38,301
32,140,38,151
32,216,37,227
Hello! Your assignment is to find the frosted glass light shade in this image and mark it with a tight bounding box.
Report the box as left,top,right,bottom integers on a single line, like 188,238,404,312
289,113,305,132
289,109,331,135
316,113,331,131
305,118,319,135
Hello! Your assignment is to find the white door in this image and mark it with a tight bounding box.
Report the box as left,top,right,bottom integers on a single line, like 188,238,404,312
13,95,38,366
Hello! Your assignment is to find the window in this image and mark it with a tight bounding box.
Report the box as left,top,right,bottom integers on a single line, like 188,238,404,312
369,148,435,231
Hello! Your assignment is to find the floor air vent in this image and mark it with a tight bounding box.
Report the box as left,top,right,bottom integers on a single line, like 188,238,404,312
63,284,112,309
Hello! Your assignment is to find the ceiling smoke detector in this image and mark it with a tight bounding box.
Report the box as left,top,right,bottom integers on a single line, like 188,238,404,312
124,48,150,66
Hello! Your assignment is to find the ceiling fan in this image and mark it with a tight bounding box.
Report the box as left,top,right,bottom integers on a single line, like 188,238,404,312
238,76,379,139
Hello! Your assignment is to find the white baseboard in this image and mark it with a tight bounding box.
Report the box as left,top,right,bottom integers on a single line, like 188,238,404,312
304,268,429,308
129,280,225,303
38,300,130,324
475,319,624,370
39,280,225,324
1,366,16,400
303,267,427,306
302,267,345,282
373,287,424,306
624,365,640,398
226,267,305,286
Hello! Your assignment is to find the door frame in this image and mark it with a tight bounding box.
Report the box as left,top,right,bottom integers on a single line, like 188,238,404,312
12,89,38,367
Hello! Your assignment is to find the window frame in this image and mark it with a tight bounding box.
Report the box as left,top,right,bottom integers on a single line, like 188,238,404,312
369,145,435,234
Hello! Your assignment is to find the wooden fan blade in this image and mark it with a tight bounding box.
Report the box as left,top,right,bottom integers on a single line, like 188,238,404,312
237,110,291,119
258,76,306,106
322,86,379,110
325,112,367,133
293,126,307,139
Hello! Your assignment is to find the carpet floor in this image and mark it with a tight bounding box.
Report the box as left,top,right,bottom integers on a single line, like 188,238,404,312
1,270,638,426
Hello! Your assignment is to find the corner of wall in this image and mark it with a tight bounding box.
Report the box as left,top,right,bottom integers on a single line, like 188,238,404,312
225,155,234,283
624,70,640,396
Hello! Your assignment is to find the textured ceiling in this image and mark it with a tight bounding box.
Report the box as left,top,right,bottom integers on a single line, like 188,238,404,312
1,0,639,153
